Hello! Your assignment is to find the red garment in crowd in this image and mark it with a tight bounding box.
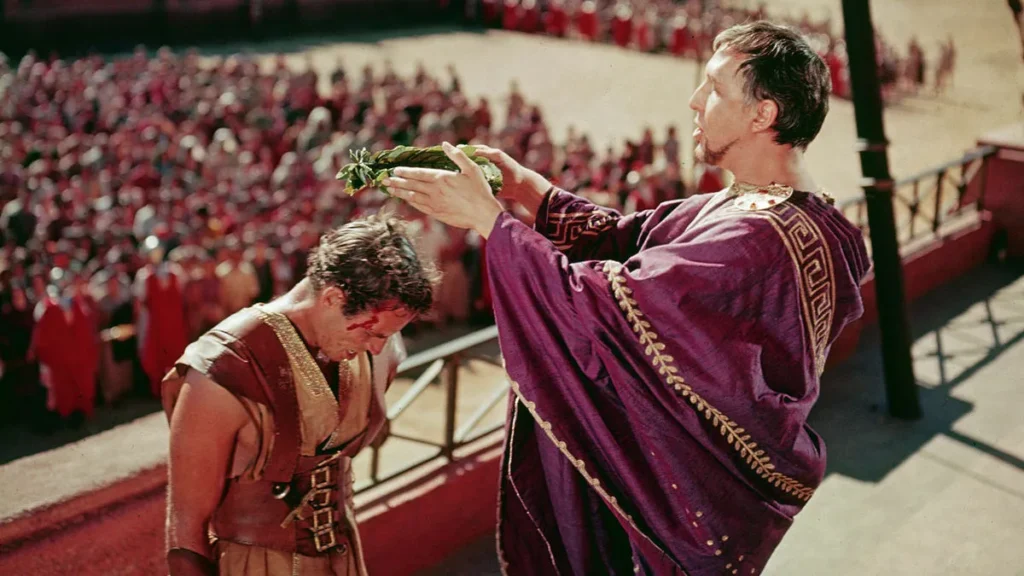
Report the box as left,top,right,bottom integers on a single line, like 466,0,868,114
670,21,693,57
544,3,568,37
696,165,726,194
635,16,655,52
627,188,658,213
74,294,101,389
825,51,848,98
139,268,189,396
520,1,540,33
473,104,492,131
612,12,633,48
32,297,97,418
502,0,520,31
482,0,500,24
577,4,598,41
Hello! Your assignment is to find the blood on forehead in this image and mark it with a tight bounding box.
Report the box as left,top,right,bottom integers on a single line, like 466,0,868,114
345,313,379,332
344,305,413,333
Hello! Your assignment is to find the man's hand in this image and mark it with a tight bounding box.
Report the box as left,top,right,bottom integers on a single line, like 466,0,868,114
471,145,552,221
383,142,506,239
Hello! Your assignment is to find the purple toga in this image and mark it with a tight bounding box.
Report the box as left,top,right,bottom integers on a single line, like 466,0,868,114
484,187,870,575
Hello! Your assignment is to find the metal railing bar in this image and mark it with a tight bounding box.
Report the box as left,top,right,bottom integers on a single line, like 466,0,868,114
834,145,997,213
932,170,946,233
461,353,505,367
387,358,445,420
454,381,512,443
454,422,506,448
384,432,446,449
353,447,445,496
442,354,460,460
397,325,499,372
892,145,997,188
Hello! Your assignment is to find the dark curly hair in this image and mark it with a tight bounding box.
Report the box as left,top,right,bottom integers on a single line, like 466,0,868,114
713,21,831,150
306,210,440,317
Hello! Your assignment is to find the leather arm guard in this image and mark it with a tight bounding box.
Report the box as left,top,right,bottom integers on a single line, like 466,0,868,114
167,547,216,576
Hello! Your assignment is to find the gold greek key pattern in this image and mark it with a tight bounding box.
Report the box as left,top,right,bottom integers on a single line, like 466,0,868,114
602,262,816,502
752,204,836,376
507,378,685,573
546,210,618,251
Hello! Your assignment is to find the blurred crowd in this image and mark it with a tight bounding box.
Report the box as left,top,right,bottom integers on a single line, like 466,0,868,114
1,2,956,433
0,45,693,430
477,0,958,99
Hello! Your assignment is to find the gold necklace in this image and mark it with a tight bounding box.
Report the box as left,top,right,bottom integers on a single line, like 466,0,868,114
727,181,835,208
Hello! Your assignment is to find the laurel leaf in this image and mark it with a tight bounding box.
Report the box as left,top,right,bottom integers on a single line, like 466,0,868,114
337,144,503,195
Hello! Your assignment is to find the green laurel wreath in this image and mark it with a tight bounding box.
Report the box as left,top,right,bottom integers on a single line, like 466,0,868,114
336,144,504,196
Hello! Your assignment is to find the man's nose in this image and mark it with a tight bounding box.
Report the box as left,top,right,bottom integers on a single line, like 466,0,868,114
368,339,386,356
688,92,700,113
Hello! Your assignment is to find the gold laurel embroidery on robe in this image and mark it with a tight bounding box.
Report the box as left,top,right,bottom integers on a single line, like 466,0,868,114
602,262,817,502
750,203,837,376
546,209,618,251
505,377,687,575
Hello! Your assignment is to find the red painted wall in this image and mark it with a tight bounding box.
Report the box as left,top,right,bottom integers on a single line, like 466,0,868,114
359,443,503,575
0,445,504,576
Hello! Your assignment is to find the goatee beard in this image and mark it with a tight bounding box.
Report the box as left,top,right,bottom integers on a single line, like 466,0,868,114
701,137,739,166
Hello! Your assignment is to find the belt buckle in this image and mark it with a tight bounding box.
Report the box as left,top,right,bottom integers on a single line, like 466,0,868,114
311,488,332,508
310,466,332,489
312,507,334,531
313,527,337,552
312,508,337,553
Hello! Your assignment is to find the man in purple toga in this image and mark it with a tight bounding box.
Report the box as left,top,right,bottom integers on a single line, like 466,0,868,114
384,21,871,576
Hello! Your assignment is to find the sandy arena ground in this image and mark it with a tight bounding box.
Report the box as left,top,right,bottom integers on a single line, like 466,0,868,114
206,0,1024,202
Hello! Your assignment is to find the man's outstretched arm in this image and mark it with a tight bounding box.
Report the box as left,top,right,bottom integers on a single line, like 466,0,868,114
471,145,664,262
166,369,248,576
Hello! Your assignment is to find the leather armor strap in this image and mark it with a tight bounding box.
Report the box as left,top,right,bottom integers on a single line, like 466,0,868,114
214,311,302,483
167,548,216,576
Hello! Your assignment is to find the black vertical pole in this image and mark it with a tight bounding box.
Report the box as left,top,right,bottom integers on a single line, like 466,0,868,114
152,0,169,48
0,0,15,59
841,0,922,419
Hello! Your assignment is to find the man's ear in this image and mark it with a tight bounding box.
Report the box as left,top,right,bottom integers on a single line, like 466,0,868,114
751,99,779,134
321,285,346,310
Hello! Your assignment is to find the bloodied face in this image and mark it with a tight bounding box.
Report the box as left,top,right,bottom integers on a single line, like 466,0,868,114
310,284,413,361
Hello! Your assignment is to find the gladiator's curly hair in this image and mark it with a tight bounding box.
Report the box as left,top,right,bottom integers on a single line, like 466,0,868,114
306,210,440,317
